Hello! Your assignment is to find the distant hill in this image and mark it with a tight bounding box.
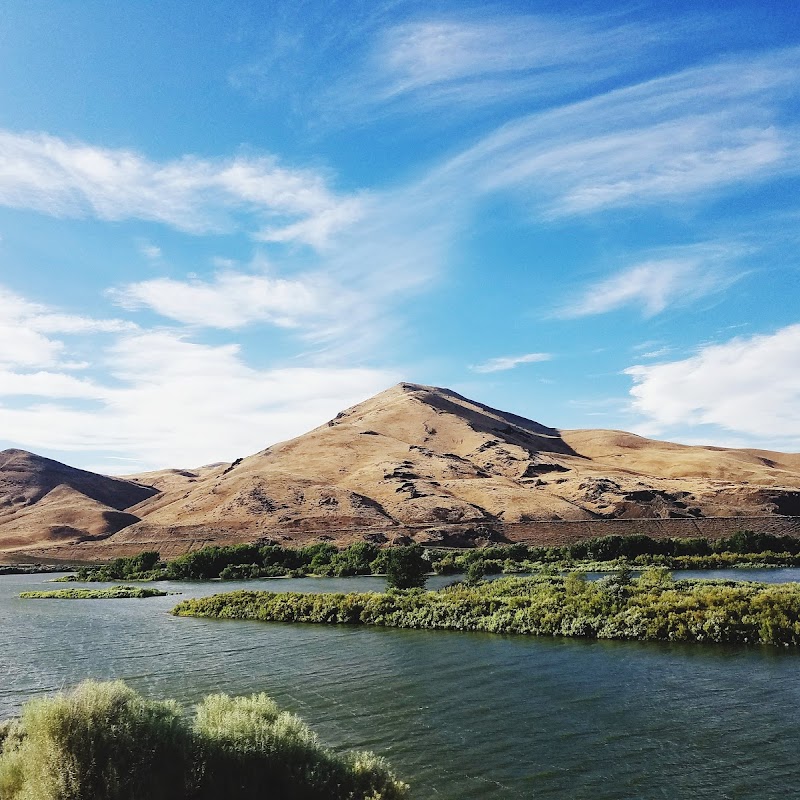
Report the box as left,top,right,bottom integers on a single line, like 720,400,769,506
0,449,156,553
2,383,799,561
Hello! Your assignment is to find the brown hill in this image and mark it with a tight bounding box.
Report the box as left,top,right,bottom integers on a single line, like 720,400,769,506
0,449,157,554
2,383,799,561
113,383,800,552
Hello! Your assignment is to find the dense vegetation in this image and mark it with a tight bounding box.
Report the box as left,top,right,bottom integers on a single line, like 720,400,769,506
428,530,800,575
0,566,68,576
0,681,407,800
68,543,412,582
19,585,169,599
65,531,800,584
173,569,800,646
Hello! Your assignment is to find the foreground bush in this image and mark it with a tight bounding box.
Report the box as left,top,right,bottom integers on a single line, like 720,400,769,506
172,571,800,646
0,681,408,800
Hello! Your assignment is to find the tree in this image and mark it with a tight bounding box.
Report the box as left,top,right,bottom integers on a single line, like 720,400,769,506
385,545,428,589
465,561,489,585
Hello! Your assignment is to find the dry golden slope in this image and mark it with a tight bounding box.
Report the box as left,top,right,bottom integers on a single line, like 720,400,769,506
2,383,799,557
0,449,156,553
113,383,800,547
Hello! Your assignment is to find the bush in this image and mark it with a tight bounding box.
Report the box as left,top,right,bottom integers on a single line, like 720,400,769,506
19,586,168,599
69,533,800,585
174,574,800,647
0,682,408,800
0,681,190,800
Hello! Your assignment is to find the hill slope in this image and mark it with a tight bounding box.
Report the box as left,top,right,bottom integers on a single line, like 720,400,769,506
0,449,157,553
116,383,800,549
2,383,799,560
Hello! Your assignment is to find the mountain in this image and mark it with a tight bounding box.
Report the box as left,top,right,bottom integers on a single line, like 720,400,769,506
2,383,799,561
0,449,157,554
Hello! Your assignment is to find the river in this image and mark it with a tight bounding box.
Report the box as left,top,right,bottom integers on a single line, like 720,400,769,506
1,570,799,798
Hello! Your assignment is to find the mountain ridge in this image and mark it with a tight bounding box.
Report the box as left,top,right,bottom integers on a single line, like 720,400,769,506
1,383,799,560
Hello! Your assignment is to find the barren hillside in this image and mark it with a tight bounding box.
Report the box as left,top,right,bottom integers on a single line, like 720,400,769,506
2,383,799,561
0,449,157,553
117,383,800,549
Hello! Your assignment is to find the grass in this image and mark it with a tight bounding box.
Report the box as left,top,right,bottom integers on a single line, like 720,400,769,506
172,569,800,646
0,681,408,800
19,586,171,599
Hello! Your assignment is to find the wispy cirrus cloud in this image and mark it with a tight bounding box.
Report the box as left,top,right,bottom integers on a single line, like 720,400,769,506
0,130,364,247
555,244,744,318
111,46,800,357
436,47,800,218
625,324,800,445
138,241,162,261
471,352,551,373
110,177,461,346
322,12,680,121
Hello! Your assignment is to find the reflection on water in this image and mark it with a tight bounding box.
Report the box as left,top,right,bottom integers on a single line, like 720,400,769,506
1,571,799,799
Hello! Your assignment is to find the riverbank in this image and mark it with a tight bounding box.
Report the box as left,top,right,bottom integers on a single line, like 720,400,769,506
172,571,800,646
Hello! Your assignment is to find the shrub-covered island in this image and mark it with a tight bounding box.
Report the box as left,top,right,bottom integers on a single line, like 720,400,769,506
0,680,408,800
172,570,800,646
64,531,800,583
20,585,170,599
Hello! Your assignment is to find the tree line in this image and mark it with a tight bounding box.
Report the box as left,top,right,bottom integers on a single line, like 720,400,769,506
68,530,800,587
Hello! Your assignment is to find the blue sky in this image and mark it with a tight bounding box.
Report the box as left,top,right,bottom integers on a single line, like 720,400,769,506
0,0,799,473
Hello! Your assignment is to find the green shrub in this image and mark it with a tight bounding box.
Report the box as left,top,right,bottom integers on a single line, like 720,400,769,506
19,586,168,599
173,574,800,647
68,533,800,585
0,681,190,800
0,682,408,800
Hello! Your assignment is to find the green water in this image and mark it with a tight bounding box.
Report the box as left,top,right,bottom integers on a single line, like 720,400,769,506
2,571,799,798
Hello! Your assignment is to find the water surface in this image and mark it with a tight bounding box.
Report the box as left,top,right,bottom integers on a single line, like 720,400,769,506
1,571,798,799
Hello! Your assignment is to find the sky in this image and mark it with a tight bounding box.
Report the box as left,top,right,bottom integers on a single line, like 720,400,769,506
0,0,799,473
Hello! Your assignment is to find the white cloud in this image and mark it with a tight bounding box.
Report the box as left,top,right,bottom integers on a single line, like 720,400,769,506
138,242,162,260
440,47,800,217
0,285,134,368
639,347,673,360
0,323,63,368
329,14,667,118
28,314,134,334
0,330,399,470
0,130,364,247
471,352,551,373
0,369,106,400
111,271,325,329
557,247,741,318
625,324,800,444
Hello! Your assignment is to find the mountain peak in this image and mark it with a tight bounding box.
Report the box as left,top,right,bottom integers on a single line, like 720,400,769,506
4,384,800,561
332,382,565,446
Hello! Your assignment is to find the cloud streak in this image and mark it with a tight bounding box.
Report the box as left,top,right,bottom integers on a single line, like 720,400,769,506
471,352,551,373
436,47,800,218
111,271,326,330
326,13,673,120
0,130,363,247
0,286,135,368
556,245,743,318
